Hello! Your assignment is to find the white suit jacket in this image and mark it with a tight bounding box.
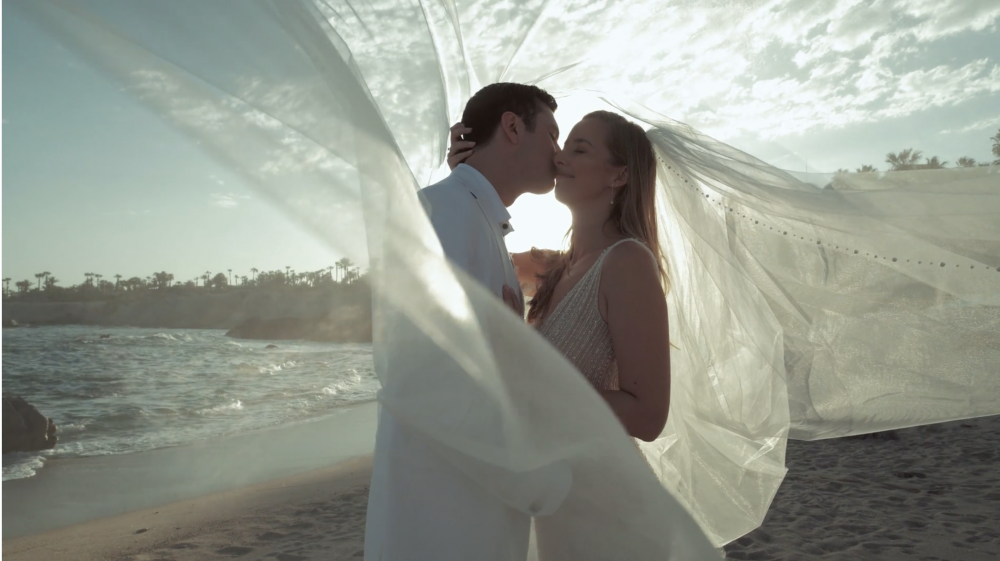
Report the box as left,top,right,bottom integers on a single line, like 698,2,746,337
364,164,567,561
421,164,523,304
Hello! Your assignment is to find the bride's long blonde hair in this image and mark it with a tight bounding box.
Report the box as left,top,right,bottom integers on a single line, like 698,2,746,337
528,111,666,323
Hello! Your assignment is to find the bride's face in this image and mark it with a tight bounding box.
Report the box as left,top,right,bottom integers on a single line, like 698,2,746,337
553,118,623,207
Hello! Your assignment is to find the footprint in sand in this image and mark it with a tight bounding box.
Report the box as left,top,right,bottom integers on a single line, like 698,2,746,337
216,546,254,556
893,471,927,479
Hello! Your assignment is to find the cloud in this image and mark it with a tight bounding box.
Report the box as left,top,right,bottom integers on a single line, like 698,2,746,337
942,114,1000,134
883,60,1000,118
211,192,250,208
507,0,1000,141
112,1,1000,167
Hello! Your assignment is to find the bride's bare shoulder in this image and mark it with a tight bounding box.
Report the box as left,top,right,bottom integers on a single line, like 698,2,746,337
602,241,662,293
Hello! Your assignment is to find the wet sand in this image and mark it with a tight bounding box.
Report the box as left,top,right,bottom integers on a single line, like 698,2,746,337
3,456,373,561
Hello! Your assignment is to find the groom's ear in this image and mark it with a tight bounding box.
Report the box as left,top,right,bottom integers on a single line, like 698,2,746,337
499,111,522,145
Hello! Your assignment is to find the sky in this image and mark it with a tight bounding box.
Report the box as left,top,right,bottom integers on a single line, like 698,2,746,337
3,1,999,287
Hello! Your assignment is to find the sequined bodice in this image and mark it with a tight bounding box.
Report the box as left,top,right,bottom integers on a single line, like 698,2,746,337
537,239,645,391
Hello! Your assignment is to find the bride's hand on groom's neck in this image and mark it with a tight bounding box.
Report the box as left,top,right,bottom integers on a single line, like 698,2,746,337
447,122,475,169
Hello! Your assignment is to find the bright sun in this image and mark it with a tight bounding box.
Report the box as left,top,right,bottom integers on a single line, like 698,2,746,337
505,192,572,252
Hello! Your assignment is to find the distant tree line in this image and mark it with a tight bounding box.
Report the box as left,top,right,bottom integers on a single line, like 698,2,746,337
837,128,1000,174
3,258,365,301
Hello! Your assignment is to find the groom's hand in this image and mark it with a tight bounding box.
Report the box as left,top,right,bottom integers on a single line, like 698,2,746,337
502,284,525,320
447,122,475,169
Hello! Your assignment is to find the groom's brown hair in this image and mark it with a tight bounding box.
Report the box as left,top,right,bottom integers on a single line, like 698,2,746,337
461,83,557,146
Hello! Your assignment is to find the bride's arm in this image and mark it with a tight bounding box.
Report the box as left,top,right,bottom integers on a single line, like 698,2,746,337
599,243,670,442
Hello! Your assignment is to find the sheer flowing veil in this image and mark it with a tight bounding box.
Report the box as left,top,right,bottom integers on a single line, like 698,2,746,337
13,0,999,552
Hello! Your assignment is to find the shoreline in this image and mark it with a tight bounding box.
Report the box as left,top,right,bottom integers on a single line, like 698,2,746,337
2,455,374,561
4,414,999,560
2,401,378,540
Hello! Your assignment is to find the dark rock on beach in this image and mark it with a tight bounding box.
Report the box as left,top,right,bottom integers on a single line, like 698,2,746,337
2,396,58,454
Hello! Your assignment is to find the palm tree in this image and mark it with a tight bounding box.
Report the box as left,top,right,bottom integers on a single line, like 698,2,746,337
856,164,878,173
885,149,923,171
44,276,59,291
201,272,211,288
921,156,948,169
992,128,1000,164
336,258,355,283
94,274,104,291
16,280,32,294
152,271,174,289
250,268,259,284
285,266,291,285
3,277,11,296
114,274,123,290
84,272,95,287
956,157,977,168
34,273,45,291
228,269,232,286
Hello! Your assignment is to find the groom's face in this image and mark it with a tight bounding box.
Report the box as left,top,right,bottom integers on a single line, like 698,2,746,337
516,104,560,195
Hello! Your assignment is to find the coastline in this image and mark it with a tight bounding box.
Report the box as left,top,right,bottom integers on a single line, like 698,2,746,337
2,401,378,540
2,287,373,343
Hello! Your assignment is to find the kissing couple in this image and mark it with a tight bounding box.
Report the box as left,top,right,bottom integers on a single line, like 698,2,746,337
365,82,707,560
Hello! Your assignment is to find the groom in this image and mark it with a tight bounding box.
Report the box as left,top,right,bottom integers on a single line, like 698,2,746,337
364,83,564,560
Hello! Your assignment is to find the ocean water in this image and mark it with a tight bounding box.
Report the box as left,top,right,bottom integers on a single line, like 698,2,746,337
2,326,378,481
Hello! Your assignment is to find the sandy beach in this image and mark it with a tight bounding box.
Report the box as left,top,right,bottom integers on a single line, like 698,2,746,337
725,415,1000,560
4,415,998,561
2,457,373,561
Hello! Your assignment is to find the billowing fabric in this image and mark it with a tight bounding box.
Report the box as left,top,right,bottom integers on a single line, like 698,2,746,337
13,0,999,552
365,163,540,561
